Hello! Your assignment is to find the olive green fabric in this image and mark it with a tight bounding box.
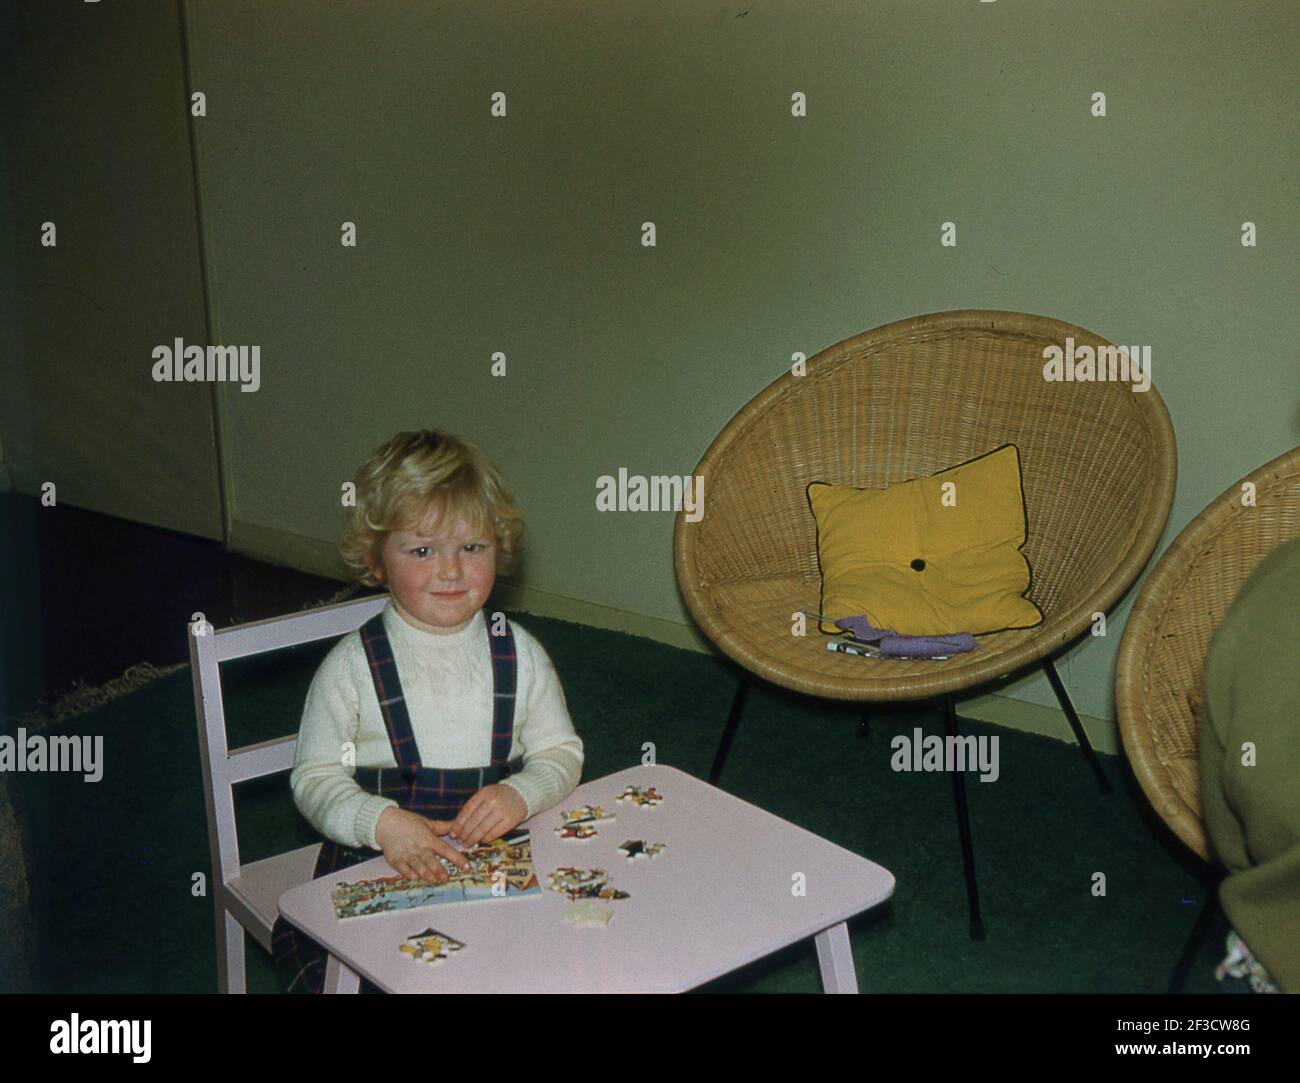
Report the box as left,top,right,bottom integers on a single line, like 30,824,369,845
1200,536,1300,993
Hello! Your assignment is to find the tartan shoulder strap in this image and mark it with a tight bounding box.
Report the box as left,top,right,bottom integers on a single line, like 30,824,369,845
359,612,421,771
487,613,518,766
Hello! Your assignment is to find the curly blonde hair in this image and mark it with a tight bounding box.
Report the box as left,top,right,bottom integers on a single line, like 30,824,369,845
340,430,523,587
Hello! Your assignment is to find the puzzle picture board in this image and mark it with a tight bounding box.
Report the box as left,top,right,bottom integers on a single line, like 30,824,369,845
330,829,541,920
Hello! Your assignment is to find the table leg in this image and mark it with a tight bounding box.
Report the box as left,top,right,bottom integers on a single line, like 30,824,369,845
323,953,361,994
814,921,858,993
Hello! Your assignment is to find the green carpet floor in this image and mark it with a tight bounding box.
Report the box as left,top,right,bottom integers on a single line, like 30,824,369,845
18,612,1235,993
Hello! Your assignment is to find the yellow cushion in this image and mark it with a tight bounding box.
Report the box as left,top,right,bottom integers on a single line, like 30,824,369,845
807,444,1043,636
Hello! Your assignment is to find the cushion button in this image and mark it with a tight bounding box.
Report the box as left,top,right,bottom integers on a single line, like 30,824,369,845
910,558,926,571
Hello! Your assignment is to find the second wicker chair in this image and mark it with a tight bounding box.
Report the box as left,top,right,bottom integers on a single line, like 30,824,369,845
1116,444,1300,988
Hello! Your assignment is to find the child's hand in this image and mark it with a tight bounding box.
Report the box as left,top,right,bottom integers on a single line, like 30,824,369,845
439,784,528,847
374,807,472,882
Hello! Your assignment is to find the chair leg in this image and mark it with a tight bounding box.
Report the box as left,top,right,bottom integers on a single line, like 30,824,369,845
218,906,245,994
708,676,749,785
1041,657,1112,794
945,695,986,942
1169,889,1221,993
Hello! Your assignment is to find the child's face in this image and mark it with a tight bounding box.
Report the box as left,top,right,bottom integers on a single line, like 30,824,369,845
372,511,497,635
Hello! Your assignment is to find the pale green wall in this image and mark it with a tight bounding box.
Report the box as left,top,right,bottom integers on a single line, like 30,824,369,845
21,1,1295,729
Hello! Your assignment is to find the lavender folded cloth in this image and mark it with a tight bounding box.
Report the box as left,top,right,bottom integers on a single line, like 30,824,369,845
833,615,976,659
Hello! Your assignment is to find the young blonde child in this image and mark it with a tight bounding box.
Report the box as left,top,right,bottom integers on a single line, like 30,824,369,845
272,430,584,993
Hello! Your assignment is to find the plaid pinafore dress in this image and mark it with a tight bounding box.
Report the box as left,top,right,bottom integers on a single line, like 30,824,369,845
271,610,523,994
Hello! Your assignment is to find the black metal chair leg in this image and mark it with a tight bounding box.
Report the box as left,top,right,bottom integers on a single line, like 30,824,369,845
708,676,749,785
1041,657,1112,794
945,695,986,941
1169,888,1221,993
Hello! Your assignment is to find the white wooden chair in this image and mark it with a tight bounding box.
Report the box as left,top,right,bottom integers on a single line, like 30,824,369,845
187,593,389,993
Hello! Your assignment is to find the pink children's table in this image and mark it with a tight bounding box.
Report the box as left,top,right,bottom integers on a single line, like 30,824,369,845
277,764,895,993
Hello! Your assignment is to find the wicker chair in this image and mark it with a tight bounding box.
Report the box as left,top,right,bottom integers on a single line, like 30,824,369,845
1115,445,1300,987
674,308,1177,938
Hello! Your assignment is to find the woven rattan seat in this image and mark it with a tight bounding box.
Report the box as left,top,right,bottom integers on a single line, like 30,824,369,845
675,309,1177,702
1116,445,1300,862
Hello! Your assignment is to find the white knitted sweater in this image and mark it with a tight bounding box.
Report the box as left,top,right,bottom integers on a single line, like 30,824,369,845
289,602,583,850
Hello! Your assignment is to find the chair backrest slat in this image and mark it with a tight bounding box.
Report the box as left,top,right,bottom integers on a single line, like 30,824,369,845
226,735,298,784
215,595,389,661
